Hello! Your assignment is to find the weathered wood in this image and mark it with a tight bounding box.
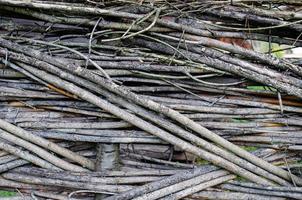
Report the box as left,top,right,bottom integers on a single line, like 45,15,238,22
0,0,301,198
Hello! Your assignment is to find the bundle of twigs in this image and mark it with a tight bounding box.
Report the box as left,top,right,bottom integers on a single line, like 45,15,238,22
0,0,301,199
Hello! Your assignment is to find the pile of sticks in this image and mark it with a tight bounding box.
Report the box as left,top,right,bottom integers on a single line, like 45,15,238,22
0,0,302,199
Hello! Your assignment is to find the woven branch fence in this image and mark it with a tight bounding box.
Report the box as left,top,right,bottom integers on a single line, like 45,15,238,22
0,0,302,199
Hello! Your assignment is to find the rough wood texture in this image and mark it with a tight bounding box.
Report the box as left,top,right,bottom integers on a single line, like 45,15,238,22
0,0,301,199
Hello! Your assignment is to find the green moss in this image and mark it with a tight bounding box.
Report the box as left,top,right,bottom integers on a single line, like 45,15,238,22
235,176,247,182
231,119,249,123
246,85,277,91
272,45,285,58
242,146,258,152
295,160,302,164
0,191,16,197
195,157,209,165
259,42,285,58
